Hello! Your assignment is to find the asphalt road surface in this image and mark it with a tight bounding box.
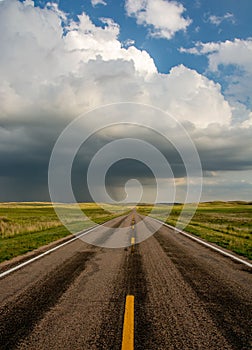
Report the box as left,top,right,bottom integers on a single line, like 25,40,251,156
0,213,251,349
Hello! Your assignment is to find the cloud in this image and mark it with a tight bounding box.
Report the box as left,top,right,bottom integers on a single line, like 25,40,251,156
125,0,191,40
180,38,252,119
207,12,235,26
0,0,230,128
147,64,232,128
91,0,107,7
123,38,135,47
91,0,107,6
0,0,251,201
242,112,252,128
181,38,252,73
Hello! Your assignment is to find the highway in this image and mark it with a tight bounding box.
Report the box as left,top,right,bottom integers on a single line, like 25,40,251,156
0,213,251,349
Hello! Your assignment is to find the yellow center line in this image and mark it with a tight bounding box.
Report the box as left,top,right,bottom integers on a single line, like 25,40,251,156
131,237,135,245
121,295,134,350
131,217,135,229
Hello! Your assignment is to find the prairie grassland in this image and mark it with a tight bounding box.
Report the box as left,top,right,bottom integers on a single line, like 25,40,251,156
0,202,129,263
137,201,252,260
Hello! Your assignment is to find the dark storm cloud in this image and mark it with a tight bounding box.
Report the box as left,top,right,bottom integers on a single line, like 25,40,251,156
2,121,251,201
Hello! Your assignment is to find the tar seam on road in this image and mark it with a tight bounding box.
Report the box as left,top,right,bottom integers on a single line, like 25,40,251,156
153,218,252,268
121,295,134,350
0,224,99,279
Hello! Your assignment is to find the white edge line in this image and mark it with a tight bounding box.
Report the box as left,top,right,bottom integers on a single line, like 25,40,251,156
152,218,252,269
0,225,99,279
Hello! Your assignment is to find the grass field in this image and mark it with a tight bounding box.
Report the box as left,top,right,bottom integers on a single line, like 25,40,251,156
0,203,129,263
137,201,252,260
1,201,251,263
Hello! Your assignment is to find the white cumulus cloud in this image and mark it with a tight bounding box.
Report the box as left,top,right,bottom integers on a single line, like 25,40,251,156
125,0,191,39
91,0,107,7
156,65,231,128
183,38,252,73
0,0,231,128
207,12,235,26
180,38,252,121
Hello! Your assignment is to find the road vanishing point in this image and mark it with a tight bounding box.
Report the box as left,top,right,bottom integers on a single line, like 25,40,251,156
0,213,251,349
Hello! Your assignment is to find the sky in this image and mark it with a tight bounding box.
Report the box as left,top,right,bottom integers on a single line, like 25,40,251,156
0,0,252,202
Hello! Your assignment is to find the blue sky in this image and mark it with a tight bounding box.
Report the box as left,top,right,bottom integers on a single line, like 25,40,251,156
0,0,252,202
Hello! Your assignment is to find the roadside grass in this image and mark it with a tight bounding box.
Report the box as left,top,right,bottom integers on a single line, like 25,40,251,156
0,203,130,263
2,201,251,263
137,201,252,260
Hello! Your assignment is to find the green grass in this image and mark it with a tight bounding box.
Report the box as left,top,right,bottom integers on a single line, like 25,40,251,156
1,201,251,263
137,201,252,260
0,203,130,263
